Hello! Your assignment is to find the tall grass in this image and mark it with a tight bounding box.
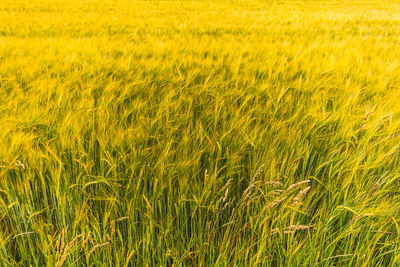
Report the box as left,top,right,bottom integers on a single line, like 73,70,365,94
1,0,400,265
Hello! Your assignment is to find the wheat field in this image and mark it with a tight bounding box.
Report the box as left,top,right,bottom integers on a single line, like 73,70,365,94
1,0,400,265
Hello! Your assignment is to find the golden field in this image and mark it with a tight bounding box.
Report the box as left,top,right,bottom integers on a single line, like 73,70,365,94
1,0,400,265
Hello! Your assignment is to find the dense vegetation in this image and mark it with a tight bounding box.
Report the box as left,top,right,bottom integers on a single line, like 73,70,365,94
1,0,400,265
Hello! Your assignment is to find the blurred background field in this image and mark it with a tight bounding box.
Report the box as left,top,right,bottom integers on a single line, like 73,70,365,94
1,0,400,265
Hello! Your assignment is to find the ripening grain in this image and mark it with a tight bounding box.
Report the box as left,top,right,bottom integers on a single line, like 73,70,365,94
1,0,400,265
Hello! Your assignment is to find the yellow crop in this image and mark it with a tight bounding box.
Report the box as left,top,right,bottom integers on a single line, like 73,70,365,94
1,0,400,265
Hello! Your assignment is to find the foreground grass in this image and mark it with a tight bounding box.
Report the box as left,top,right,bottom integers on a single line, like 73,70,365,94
2,0,400,265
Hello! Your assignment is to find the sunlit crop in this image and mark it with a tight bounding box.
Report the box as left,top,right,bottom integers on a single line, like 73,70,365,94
1,0,400,265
